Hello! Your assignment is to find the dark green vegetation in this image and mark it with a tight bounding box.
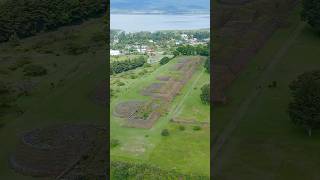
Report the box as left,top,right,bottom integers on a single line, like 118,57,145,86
0,0,106,42
214,5,320,179
0,17,106,179
161,129,170,136
200,84,210,104
110,56,147,74
204,58,210,72
176,44,209,56
159,57,170,65
288,70,320,136
111,161,209,180
111,30,209,49
301,0,320,32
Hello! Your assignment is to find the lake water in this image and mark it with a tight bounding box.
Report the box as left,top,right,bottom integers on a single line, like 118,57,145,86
111,14,210,32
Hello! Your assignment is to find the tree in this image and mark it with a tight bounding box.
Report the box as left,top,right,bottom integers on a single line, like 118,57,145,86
204,58,210,73
288,70,320,136
200,84,210,104
173,50,180,57
301,0,320,32
161,129,170,136
159,57,170,65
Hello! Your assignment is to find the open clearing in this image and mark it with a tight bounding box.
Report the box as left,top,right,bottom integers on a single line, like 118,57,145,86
214,6,320,179
110,56,210,176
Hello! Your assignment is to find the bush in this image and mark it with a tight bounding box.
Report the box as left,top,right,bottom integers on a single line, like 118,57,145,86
178,125,185,131
130,74,137,79
159,57,170,65
200,84,210,104
111,139,120,148
23,64,47,76
193,126,201,131
161,129,170,136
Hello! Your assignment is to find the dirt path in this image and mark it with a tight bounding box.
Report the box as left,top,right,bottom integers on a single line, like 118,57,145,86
213,22,305,176
169,68,205,119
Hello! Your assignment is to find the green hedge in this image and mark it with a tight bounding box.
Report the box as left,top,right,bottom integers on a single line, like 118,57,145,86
111,161,209,180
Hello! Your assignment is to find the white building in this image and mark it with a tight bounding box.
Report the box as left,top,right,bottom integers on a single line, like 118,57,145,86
181,34,188,40
110,50,121,56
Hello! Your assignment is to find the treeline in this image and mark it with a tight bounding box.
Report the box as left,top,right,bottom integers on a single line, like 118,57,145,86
110,56,147,74
116,31,182,45
111,161,209,180
0,0,106,43
176,44,209,56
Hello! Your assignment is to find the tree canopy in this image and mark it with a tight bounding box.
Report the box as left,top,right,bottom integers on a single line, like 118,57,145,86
301,0,320,32
200,84,210,105
0,0,106,42
288,70,320,136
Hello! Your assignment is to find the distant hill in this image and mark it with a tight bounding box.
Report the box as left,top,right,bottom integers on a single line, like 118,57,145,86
111,0,210,14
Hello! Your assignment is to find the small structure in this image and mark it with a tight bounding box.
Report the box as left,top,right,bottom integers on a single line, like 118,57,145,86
110,49,121,56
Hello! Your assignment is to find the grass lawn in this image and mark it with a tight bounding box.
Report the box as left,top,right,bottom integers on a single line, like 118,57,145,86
110,56,210,176
0,18,106,179
214,6,320,179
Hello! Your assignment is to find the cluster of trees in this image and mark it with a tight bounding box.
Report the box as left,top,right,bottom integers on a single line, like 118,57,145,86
288,70,320,136
301,0,320,32
176,44,209,56
110,56,147,74
192,31,210,40
111,161,209,179
116,31,182,45
0,0,106,42
200,84,210,104
159,57,171,65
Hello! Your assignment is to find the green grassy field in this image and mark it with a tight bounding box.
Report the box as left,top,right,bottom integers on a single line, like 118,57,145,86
110,56,210,176
0,18,106,179
214,6,320,179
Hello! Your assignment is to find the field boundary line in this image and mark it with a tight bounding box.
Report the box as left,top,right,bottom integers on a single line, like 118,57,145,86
213,22,305,175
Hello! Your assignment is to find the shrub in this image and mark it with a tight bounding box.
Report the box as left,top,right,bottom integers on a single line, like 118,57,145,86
23,64,47,76
130,74,137,79
178,125,185,131
200,84,210,104
111,139,120,148
193,126,201,131
159,57,170,65
161,129,170,136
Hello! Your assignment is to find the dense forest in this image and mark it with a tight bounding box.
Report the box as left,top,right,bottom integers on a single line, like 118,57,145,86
0,0,106,43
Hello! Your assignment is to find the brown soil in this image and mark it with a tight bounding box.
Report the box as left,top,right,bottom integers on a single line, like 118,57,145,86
115,57,202,129
113,101,146,118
